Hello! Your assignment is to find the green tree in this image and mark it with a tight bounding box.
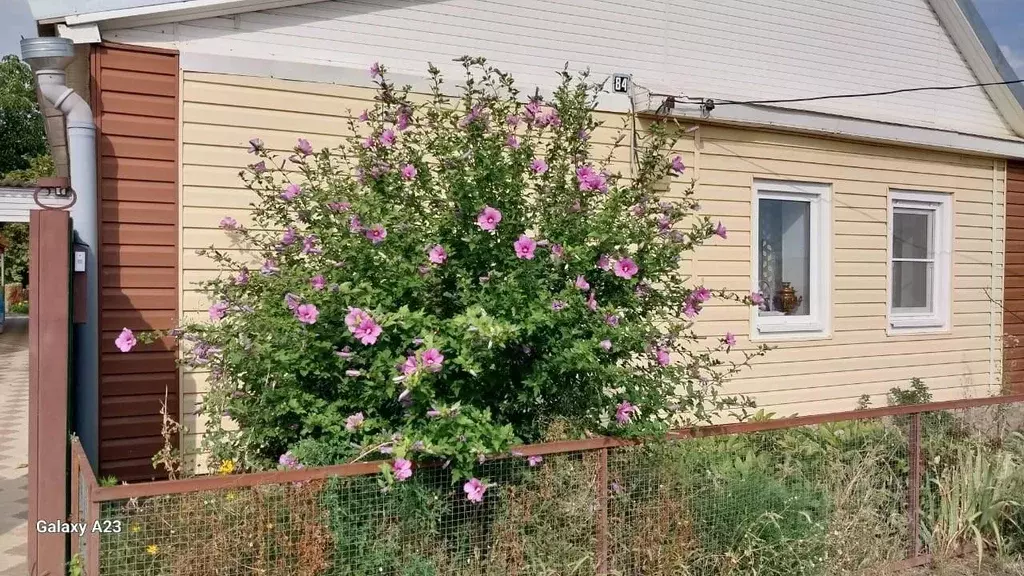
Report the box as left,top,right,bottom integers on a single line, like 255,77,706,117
0,55,47,175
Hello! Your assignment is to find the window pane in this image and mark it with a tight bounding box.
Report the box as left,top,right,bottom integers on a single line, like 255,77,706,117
893,210,931,259
757,198,811,316
892,260,933,311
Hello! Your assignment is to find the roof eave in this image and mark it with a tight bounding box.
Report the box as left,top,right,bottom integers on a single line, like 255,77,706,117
40,0,322,29
927,0,1024,138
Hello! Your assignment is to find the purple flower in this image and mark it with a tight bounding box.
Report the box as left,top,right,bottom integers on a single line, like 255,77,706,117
393,458,413,481
114,328,137,353
530,158,548,175
295,303,319,325
345,369,362,378
349,216,363,233
599,339,612,351
347,308,383,345
683,303,697,318
551,300,566,311
655,348,671,367
345,412,364,432
587,292,598,311
361,135,374,149
296,138,313,156
370,62,382,78
525,99,542,118
302,235,321,255
358,109,369,122
428,244,447,264
714,221,727,239
279,451,301,469
336,347,353,359
610,482,623,495
219,216,238,230
615,401,637,424
379,129,396,148
506,134,520,149
260,259,279,275
597,255,611,271
670,155,686,174
250,161,267,174
551,244,564,259
575,275,590,291
750,292,765,306
506,114,521,126
613,258,638,279
209,301,229,321
234,268,249,285
576,165,608,193
691,287,712,304
365,224,387,244
310,275,326,291
528,456,543,467
396,112,410,131
247,138,264,154
658,216,672,231
514,235,537,260
281,183,301,201
464,478,487,503
400,355,419,376
578,129,590,141
281,227,297,246
329,201,351,212
421,348,444,372
605,314,619,326
401,164,418,180
426,408,441,418
723,332,737,347
476,206,502,231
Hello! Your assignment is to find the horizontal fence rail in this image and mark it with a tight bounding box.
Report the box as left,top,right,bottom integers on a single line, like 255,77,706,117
70,394,1024,575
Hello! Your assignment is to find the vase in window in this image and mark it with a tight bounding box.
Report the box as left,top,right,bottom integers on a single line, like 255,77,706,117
778,282,802,315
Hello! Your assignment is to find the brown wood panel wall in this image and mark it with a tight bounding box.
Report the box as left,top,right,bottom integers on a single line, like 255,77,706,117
1006,161,1024,392
91,43,180,481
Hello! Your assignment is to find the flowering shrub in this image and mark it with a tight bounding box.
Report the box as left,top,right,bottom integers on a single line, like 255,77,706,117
124,57,765,485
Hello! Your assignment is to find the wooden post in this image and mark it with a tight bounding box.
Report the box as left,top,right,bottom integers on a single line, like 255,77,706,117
907,412,922,559
595,448,609,575
28,209,71,576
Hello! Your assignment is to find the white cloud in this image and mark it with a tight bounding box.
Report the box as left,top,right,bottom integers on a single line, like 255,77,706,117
1000,44,1024,78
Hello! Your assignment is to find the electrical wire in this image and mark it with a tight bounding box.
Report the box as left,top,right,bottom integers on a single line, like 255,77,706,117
672,79,1024,107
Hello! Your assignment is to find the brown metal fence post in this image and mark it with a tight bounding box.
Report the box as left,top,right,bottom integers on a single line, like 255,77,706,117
28,209,71,576
595,448,609,575
908,412,922,560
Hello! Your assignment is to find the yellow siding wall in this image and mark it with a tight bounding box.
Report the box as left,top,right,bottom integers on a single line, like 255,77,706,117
178,72,1006,463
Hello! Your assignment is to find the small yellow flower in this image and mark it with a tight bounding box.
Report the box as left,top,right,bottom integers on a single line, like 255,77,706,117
225,491,237,501
129,523,140,534
217,459,235,475
146,544,159,556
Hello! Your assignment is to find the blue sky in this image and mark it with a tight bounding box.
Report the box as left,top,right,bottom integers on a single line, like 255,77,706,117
975,0,1024,77
1,0,1023,75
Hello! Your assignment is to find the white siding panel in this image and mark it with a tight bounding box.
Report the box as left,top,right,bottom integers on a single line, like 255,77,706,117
103,0,1018,141
0,189,42,223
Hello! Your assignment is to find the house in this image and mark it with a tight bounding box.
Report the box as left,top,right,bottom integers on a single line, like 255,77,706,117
20,0,1024,480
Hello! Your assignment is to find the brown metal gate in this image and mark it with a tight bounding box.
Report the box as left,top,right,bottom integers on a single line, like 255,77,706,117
91,43,180,481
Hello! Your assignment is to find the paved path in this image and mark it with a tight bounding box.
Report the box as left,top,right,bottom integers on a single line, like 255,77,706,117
0,317,28,576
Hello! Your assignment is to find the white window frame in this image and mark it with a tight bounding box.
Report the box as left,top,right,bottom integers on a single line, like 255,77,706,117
750,179,831,339
887,190,952,333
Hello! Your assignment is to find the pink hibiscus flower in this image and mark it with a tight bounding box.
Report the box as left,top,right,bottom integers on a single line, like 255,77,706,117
310,275,326,291
575,275,590,291
401,164,418,180
613,258,638,279
723,332,737,347
366,225,387,244
428,244,447,264
530,158,548,174
615,401,637,424
296,138,313,156
476,206,502,231
219,216,238,230
464,478,487,503
295,303,319,325
345,412,364,432
393,458,413,481
280,183,301,201
421,348,444,372
209,301,229,321
514,235,537,259
114,328,137,353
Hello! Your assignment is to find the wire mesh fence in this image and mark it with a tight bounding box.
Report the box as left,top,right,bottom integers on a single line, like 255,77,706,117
73,397,1024,576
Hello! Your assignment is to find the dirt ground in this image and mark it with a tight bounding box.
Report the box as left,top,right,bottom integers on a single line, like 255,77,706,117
907,557,1024,576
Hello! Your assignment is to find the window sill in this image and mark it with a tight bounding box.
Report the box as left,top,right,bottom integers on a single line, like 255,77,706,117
753,319,829,341
888,316,949,335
